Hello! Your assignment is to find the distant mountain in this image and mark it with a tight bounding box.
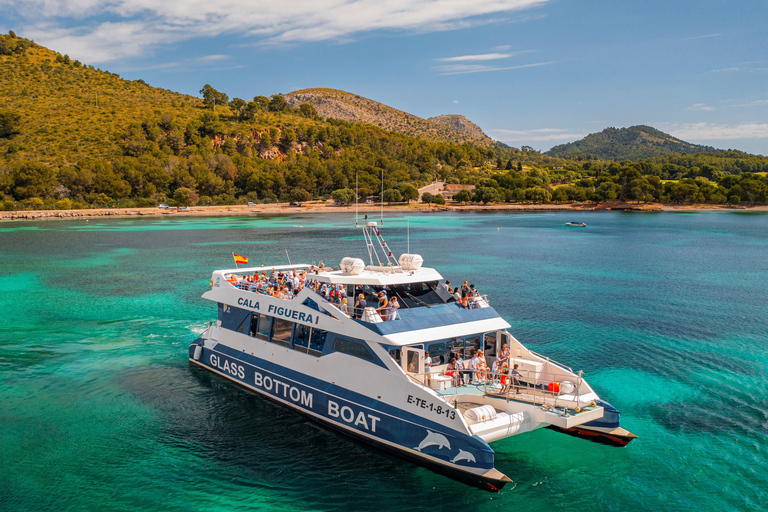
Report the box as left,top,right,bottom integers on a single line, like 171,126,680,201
546,125,719,160
283,88,494,146
428,115,489,141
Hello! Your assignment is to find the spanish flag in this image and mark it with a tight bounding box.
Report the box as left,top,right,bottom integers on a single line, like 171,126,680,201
233,253,248,265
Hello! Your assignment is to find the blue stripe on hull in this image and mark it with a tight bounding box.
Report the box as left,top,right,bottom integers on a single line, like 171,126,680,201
189,341,495,472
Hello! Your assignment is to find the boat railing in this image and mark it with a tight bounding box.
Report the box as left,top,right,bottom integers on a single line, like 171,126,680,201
418,368,589,409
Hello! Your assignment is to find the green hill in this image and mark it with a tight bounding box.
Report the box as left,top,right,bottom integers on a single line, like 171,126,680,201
546,125,718,160
0,34,509,210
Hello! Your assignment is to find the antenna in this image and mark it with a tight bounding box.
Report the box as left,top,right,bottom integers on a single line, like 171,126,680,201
380,167,384,225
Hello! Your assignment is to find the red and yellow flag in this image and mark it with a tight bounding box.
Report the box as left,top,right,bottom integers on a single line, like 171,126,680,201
233,253,248,265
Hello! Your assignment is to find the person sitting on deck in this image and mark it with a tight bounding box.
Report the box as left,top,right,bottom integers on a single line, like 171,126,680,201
476,350,488,382
446,358,462,387
468,350,479,383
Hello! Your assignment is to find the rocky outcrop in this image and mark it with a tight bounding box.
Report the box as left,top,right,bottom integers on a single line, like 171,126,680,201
427,115,489,141
283,88,493,146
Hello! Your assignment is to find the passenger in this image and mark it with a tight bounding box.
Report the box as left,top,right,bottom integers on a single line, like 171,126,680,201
476,350,488,383
339,297,349,316
376,291,389,320
511,364,521,394
460,292,469,308
453,287,462,302
354,293,367,319
498,343,510,365
469,350,479,384
457,352,470,385
388,296,400,321
446,358,462,387
424,351,432,386
499,361,510,393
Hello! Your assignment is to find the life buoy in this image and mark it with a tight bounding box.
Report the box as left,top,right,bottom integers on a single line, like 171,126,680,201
548,382,560,393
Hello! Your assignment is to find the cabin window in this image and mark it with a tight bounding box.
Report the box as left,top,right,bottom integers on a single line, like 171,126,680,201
293,324,326,356
250,314,269,339
271,318,292,347
294,323,311,350
426,341,446,364
236,315,247,333
332,337,374,361
484,333,497,356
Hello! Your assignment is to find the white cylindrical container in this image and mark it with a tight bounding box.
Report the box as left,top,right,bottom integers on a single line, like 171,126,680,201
193,344,203,361
398,253,424,271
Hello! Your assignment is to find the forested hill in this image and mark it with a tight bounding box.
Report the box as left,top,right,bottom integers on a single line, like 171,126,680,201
283,88,494,146
0,33,516,210
546,125,718,160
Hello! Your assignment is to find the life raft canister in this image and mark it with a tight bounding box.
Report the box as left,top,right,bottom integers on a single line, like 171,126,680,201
548,382,561,393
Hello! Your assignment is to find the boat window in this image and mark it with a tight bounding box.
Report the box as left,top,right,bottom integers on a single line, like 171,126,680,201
332,337,374,361
236,316,247,333
406,350,420,373
484,332,497,356
294,323,311,350
271,318,292,347
310,329,327,354
426,341,446,364
389,348,401,364
250,314,270,339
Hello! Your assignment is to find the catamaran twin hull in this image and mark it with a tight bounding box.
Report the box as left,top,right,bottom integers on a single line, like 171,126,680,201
189,340,509,490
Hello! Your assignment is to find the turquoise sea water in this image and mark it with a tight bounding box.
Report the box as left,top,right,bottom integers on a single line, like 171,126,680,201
1,211,767,511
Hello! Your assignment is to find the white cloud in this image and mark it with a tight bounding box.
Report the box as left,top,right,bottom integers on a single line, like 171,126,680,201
682,33,721,41
736,99,768,107
3,0,551,63
687,103,714,111
436,51,531,62
489,128,586,142
436,60,553,75
657,122,768,140
453,100,459,103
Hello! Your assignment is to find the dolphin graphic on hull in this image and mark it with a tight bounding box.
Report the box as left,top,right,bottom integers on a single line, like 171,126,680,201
451,449,476,464
414,430,451,452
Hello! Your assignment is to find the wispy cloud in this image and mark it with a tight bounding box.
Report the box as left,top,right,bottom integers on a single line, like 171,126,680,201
5,0,552,63
657,122,768,140
489,128,586,143
436,60,553,75
436,51,532,62
687,103,714,111
710,63,767,73
736,99,768,107
683,33,721,41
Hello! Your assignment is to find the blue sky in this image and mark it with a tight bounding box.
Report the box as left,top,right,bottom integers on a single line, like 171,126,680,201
2,0,767,155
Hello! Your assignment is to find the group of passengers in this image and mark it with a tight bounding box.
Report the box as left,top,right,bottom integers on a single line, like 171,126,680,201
229,268,308,299
438,343,521,392
439,280,483,309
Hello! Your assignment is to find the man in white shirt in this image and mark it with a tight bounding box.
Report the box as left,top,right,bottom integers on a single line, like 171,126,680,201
469,350,479,384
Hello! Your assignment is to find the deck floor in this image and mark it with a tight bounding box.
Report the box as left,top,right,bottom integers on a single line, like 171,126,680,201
435,381,590,411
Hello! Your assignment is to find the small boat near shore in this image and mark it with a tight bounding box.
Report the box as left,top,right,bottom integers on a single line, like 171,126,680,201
188,221,634,491
565,221,587,227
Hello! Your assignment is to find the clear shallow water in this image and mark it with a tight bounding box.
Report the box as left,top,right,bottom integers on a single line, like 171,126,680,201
1,211,767,511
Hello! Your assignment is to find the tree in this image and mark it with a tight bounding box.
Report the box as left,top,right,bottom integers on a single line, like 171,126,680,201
474,187,501,204
298,104,320,120
280,128,297,152
199,84,228,109
0,110,21,138
421,192,434,204
269,95,289,112
289,188,312,203
453,189,473,203
331,188,356,203
173,187,199,206
383,188,402,204
517,161,523,172
399,183,419,203
433,194,446,205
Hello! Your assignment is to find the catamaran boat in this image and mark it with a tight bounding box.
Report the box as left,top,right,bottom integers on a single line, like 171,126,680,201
188,222,636,491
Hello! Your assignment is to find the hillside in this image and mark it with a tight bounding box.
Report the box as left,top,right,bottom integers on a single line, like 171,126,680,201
546,125,718,160
1,34,506,210
283,88,493,146
428,115,489,142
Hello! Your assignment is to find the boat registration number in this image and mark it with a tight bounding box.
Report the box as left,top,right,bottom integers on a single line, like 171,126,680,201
406,395,456,420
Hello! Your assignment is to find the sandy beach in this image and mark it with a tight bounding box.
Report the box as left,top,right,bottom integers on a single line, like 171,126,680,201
1,201,764,221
